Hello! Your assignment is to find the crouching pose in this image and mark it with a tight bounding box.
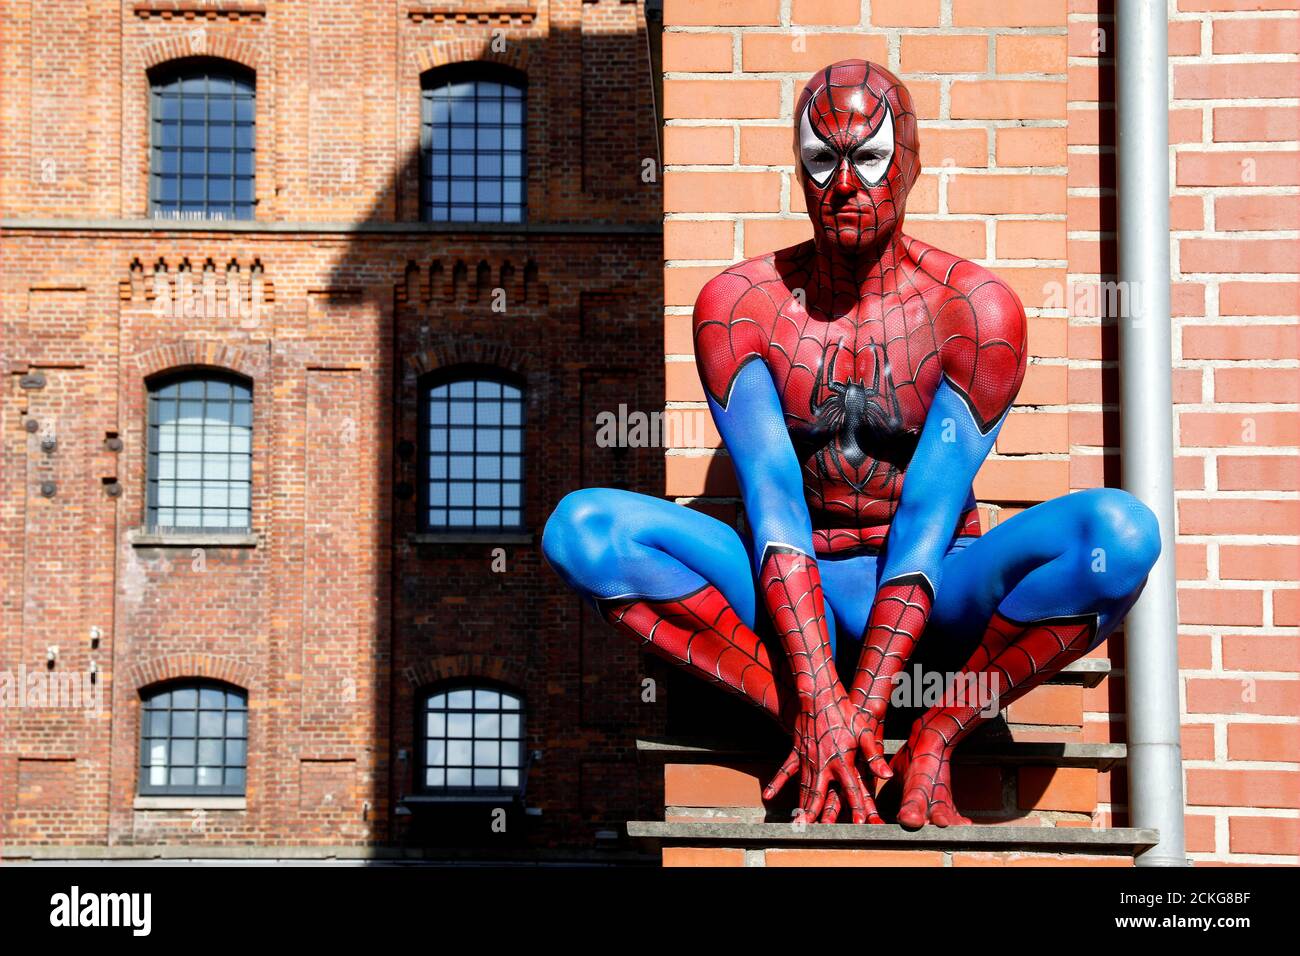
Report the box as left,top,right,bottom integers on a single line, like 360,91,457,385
543,60,1160,826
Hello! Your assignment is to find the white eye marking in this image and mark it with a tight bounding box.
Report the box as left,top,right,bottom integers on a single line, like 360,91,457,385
851,102,894,187
799,102,837,188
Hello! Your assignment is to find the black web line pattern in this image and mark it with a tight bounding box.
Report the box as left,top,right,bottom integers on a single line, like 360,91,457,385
598,587,782,716
894,613,1097,821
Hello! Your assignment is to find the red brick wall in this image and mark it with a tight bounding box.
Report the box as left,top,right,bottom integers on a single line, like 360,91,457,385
662,0,1297,864
1,0,665,856
1067,0,1298,865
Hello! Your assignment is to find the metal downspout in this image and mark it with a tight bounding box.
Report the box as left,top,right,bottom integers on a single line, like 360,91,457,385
1116,0,1187,867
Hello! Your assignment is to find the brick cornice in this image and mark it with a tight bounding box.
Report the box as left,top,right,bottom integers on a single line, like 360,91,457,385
407,5,537,27
133,2,267,22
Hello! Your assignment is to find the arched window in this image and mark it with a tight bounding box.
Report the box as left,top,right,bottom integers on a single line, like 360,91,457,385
420,371,524,530
139,681,248,796
147,371,253,532
419,683,524,795
420,64,526,223
150,60,255,220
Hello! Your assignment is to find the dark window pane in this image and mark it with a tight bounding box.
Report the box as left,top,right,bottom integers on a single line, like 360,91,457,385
209,124,234,149
151,65,254,220
139,681,247,796
197,740,222,765
208,152,233,176
420,71,526,223
422,375,524,530
172,740,195,766
199,687,224,708
199,711,224,736
170,768,196,787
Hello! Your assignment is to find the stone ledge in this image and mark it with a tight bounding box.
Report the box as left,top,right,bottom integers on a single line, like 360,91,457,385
129,530,260,548
626,821,1159,851
133,796,247,811
1057,658,1111,687
2,845,378,861
636,737,1127,770
408,531,535,546
0,845,650,864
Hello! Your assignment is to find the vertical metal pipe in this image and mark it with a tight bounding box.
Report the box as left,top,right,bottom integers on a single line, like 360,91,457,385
1115,0,1187,866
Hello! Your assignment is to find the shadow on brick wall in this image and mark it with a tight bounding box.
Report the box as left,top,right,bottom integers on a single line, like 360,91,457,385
320,20,673,857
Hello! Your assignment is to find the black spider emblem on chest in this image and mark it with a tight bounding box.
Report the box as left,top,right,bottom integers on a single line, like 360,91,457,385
793,340,919,492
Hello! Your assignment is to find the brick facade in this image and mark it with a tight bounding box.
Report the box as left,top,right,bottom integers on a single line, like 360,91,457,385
1,0,666,858
662,0,1297,865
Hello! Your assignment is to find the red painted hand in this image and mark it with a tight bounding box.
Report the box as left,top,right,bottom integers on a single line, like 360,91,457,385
764,681,882,824
846,686,894,782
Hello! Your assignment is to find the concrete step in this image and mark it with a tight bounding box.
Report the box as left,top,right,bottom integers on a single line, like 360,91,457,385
637,736,1126,770
628,820,1156,850
627,821,1158,866
1056,658,1111,687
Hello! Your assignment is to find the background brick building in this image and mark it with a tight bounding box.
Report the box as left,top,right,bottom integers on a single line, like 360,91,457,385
661,0,1296,865
1,0,666,860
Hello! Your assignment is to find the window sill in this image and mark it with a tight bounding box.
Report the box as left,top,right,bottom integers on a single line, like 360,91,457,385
401,793,524,806
134,796,247,811
129,529,260,548
408,531,534,546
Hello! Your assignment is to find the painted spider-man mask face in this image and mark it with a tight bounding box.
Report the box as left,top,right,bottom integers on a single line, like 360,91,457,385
794,60,920,254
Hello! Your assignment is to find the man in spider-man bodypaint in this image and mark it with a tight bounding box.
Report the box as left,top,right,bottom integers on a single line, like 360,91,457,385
543,61,1160,826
